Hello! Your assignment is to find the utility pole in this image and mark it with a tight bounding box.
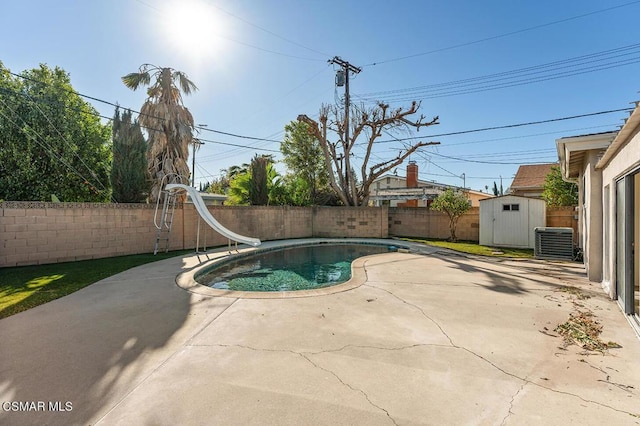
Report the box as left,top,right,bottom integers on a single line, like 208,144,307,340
329,56,361,145
329,56,361,198
191,139,204,187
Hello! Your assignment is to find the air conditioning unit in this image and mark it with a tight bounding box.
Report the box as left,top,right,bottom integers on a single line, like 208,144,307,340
534,227,574,261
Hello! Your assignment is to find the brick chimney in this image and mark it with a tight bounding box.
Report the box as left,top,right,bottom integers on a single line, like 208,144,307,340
406,161,418,188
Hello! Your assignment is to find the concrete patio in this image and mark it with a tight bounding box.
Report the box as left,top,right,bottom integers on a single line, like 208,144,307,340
1,239,639,425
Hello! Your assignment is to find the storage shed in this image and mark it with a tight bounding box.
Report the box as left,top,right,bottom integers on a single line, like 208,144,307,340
479,195,546,249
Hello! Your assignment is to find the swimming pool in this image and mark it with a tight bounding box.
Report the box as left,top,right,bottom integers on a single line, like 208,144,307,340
196,243,398,292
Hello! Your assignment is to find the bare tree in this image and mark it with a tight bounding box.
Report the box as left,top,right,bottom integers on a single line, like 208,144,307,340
297,101,439,206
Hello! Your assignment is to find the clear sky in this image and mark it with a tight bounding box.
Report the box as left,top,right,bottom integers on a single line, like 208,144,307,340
2,0,639,192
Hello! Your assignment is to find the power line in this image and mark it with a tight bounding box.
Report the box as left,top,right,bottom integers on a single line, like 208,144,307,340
355,46,640,103
204,1,330,57
414,151,459,178
359,57,640,103
363,1,640,66
6,70,284,148
0,97,110,199
198,137,280,153
358,42,640,98
372,124,618,153
429,151,557,165
4,70,631,160
368,107,632,144
24,93,110,193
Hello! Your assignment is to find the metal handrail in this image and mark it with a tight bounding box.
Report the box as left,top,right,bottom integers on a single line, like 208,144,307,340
153,173,187,229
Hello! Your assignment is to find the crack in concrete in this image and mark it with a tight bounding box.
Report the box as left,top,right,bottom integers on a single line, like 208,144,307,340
299,353,398,426
364,281,454,347
95,299,240,425
362,272,638,419
203,341,638,420
501,382,527,426
202,343,398,425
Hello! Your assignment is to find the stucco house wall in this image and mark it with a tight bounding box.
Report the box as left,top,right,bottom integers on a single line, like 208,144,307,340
556,132,617,283
599,109,640,301
557,105,640,333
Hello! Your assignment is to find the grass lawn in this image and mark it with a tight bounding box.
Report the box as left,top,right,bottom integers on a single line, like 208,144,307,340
401,238,534,258
0,250,192,320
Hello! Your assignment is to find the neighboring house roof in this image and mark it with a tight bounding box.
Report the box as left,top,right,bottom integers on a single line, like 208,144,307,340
510,163,557,191
372,173,439,188
370,177,493,205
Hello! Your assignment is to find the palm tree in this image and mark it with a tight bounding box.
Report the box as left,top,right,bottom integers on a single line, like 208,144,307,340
122,64,197,201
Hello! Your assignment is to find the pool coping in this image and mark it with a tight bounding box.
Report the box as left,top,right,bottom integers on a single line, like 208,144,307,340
175,238,429,299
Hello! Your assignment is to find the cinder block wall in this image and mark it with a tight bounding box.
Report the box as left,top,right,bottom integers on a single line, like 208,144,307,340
0,203,388,267
388,207,480,241
180,205,314,249
0,202,574,267
312,206,388,238
0,202,159,267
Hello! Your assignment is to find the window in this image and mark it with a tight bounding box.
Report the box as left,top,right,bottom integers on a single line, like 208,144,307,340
386,177,390,184
503,203,520,211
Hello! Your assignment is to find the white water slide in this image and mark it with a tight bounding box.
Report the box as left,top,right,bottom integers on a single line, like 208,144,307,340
165,183,261,247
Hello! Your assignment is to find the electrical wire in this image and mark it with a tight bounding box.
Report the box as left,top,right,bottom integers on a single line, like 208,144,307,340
358,43,640,103
7,70,284,144
0,97,111,200
368,107,632,144
24,93,110,193
204,0,330,57
363,1,640,66
359,57,640,103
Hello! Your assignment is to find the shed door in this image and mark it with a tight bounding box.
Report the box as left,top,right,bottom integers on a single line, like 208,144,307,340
494,200,526,246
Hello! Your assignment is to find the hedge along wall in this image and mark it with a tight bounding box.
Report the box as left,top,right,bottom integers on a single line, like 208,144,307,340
0,202,388,267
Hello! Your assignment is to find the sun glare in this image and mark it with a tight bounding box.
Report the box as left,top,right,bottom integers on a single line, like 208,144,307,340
162,0,224,60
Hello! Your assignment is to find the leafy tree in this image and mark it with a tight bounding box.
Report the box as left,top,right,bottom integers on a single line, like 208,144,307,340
0,62,111,201
204,176,227,194
111,107,149,202
122,64,198,201
542,165,578,206
430,189,472,242
281,120,329,205
227,158,284,205
492,181,504,196
298,101,439,206
250,155,269,205
202,164,251,196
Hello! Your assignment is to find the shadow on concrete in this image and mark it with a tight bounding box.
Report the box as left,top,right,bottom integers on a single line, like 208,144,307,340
433,251,568,295
0,258,194,425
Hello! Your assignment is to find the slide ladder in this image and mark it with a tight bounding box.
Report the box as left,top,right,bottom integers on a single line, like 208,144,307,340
153,174,187,255
153,189,178,255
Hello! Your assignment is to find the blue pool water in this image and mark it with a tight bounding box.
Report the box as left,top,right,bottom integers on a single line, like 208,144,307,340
196,243,397,292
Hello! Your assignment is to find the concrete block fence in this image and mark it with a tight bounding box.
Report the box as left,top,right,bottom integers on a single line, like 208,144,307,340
0,202,574,267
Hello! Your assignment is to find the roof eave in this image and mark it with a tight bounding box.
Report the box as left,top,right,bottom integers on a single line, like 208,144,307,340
555,132,617,181
596,103,640,169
